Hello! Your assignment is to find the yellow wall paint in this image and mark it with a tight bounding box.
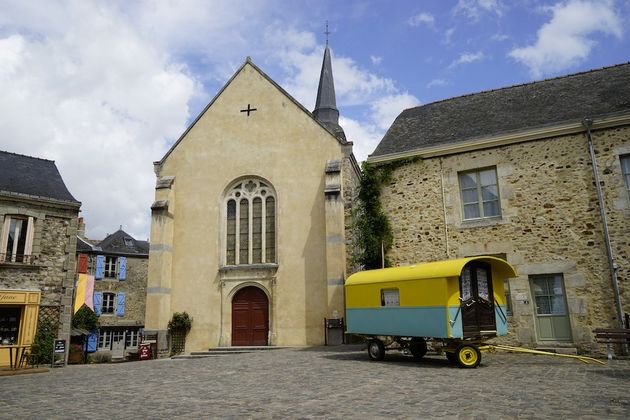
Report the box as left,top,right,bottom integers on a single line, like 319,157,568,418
146,62,352,349
0,290,40,367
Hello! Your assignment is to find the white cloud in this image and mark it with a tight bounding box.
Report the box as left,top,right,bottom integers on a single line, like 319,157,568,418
266,26,397,109
454,0,504,21
443,27,456,45
449,51,485,68
491,33,509,41
509,0,623,77
427,78,449,88
370,55,383,65
0,2,200,239
408,12,435,27
370,93,420,131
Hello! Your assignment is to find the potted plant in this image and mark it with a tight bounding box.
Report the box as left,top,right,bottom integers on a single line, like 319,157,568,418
68,343,84,364
168,312,192,356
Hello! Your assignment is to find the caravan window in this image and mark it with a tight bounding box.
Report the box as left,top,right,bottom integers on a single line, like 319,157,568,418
381,289,400,307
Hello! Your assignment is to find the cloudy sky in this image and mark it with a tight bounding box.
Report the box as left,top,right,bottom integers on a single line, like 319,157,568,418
0,0,628,240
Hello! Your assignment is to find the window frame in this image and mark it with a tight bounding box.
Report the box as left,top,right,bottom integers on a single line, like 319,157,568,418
223,178,277,266
621,154,630,201
102,292,116,315
458,166,502,221
104,256,118,278
1,215,35,263
380,288,400,307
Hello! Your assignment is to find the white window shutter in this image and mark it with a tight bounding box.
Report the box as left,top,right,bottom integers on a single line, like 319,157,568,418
24,217,35,256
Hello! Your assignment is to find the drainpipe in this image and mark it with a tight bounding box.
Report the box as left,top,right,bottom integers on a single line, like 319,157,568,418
439,158,451,258
583,118,624,330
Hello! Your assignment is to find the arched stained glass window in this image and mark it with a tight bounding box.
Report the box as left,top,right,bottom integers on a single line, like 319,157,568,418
224,178,276,265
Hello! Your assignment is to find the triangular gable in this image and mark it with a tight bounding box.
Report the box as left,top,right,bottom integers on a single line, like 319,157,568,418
156,57,349,166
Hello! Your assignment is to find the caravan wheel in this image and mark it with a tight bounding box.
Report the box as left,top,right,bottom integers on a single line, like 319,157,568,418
367,339,385,361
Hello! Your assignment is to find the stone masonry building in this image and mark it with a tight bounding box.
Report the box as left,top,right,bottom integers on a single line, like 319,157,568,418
368,63,630,352
0,151,80,365
76,224,148,359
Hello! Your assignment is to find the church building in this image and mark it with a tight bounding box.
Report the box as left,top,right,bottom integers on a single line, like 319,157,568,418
145,47,360,352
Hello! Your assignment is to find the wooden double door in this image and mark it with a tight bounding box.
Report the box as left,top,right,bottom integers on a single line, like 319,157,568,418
460,262,496,337
232,286,269,346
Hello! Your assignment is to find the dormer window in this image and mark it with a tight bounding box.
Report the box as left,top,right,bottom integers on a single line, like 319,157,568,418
124,237,133,246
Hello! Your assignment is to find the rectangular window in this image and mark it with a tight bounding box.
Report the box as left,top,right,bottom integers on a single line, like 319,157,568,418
252,198,262,264
98,330,112,350
102,293,116,314
381,289,400,307
531,275,567,315
239,199,249,264
104,256,118,278
125,329,139,348
0,307,21,345
1,216,34,263
621,155,630,200
226,200,236,265
459,167,501,220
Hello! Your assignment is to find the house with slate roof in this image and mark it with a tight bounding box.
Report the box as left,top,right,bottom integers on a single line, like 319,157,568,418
368,63,630,351
0,150,80,366
76,222,148,360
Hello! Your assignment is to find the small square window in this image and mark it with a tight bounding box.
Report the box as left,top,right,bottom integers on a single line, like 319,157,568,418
458,167,501,220
381,289,400,307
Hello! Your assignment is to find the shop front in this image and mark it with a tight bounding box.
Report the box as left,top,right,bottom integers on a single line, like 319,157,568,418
0,290,40,367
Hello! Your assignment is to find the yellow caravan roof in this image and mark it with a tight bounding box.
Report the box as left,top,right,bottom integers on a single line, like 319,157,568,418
345,256,517,286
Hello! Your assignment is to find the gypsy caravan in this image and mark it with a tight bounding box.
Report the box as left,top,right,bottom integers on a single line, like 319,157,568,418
345,256,517,368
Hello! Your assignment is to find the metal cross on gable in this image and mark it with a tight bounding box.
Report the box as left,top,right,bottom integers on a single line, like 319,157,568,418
240,104,257,116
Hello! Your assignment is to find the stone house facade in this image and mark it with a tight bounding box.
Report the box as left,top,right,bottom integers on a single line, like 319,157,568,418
76,225,148,359
146,48,360,353
368,63,630,352
0,151,80,366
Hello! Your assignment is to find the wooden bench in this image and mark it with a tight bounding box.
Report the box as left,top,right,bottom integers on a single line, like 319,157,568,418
593,328,630,360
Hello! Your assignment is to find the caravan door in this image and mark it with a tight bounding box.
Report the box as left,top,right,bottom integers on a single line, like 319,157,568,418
460,262,496,337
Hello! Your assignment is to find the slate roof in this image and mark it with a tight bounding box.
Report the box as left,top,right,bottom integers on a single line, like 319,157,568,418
0,150,80,204
371,62,630,158
77,229,148,256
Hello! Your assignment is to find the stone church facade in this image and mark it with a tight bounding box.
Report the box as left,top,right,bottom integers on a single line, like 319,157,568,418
369,63,630,351
145,49,359,352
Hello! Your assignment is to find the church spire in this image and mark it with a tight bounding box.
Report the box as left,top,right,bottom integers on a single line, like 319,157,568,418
313,37,346,141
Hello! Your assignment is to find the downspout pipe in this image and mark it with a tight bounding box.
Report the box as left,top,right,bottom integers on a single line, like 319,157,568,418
583,118,624,329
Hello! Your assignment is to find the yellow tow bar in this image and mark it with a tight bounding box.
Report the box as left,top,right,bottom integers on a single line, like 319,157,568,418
478,344,605,365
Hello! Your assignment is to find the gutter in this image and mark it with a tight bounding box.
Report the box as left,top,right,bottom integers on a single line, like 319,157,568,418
583,118,624,329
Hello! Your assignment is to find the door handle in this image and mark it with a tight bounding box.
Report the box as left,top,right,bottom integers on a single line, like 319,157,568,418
465,300,476,307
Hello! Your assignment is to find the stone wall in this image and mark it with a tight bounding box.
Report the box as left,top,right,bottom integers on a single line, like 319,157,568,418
379,125,630,351
92,255,148,327
342,153,361,277
0,198,79,345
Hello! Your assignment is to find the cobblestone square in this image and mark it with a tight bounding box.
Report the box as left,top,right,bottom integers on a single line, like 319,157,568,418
1,346,629,419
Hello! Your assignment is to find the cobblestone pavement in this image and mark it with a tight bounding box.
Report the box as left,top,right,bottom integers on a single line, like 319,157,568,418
1,346,629,419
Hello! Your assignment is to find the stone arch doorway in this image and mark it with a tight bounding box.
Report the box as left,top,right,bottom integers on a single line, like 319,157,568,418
231,286,269,346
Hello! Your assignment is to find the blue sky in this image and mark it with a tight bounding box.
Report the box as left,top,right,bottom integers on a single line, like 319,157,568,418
0,0,628,239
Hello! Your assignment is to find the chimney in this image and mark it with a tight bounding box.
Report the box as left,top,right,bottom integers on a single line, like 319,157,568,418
77,217,86,238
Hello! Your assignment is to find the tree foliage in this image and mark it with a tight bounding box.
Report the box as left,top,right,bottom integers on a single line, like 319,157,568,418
72,305,100,331
353,158,420,269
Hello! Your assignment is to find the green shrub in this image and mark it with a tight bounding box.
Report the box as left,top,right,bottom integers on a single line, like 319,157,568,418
168,312,192,333
88,352,111,364
72,305,99,330
33,318,57,364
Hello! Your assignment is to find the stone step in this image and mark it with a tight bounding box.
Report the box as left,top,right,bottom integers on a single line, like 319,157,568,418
201,346,291,353
171,346,293,359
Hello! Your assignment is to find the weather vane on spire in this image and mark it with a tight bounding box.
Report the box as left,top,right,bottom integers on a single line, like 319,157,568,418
324,21,330,46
